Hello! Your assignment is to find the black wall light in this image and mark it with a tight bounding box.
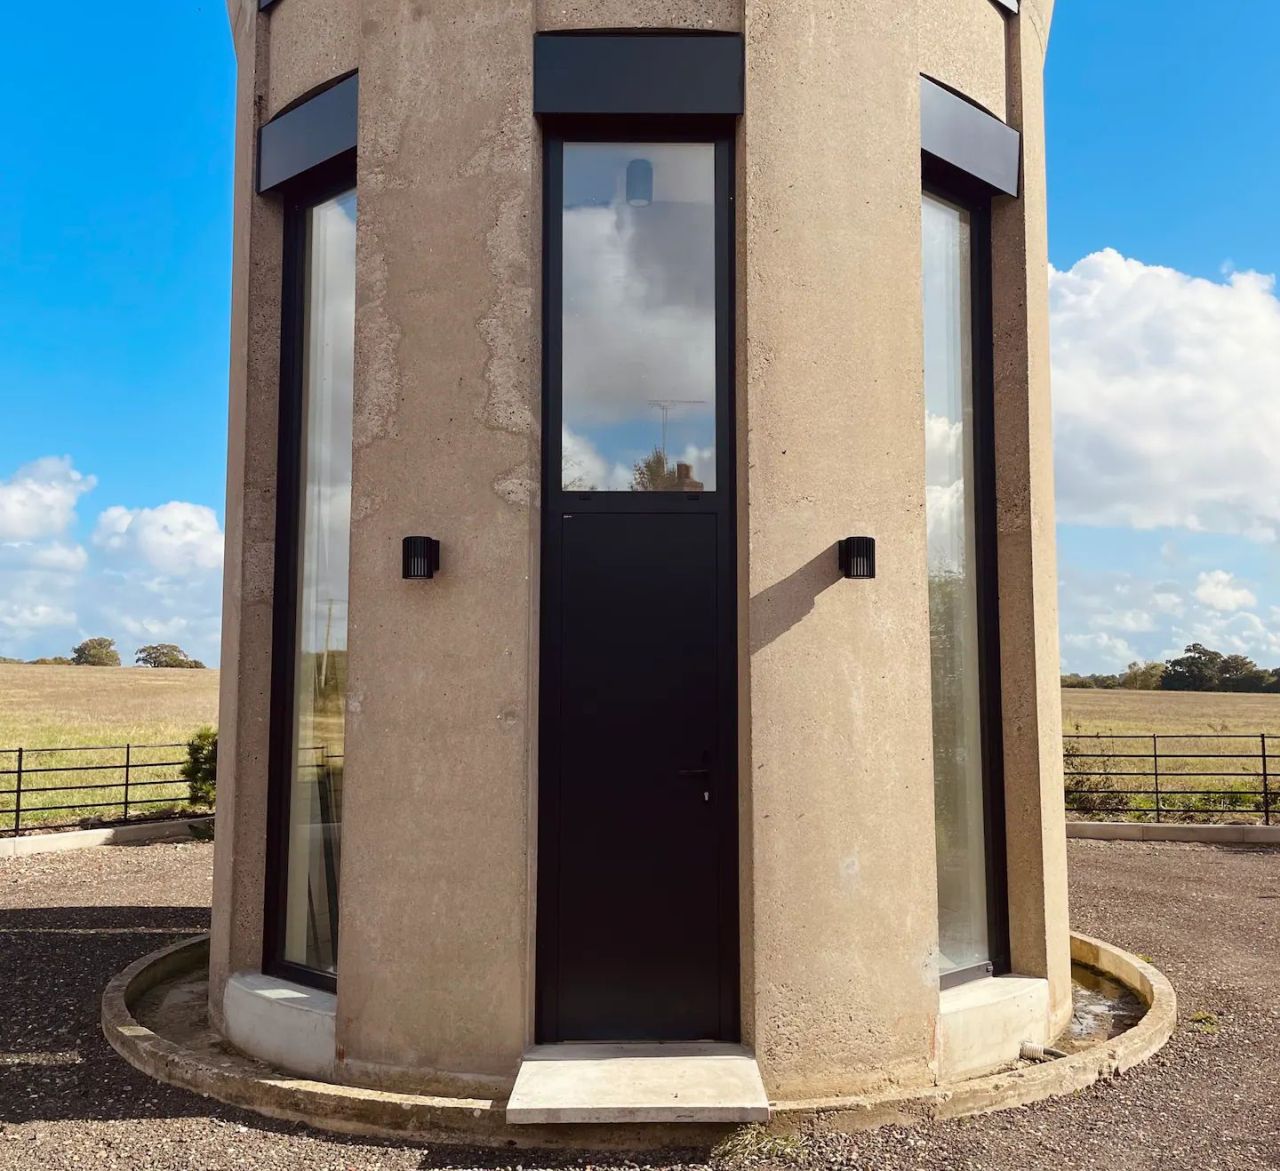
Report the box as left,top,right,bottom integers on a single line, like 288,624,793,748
838,537,875,579
402,536,441,580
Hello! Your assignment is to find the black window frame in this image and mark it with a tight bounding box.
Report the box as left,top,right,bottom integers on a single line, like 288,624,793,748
923,155,1011,991
262,148,357,995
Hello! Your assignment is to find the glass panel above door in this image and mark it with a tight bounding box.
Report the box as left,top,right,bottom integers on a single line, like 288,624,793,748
561,142,716,492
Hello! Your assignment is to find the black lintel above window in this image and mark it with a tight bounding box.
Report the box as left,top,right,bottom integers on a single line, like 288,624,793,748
257,73,358,194
534,33,744,118
920,77,1021,198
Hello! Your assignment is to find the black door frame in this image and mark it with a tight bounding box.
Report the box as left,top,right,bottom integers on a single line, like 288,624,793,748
536,122,740,1043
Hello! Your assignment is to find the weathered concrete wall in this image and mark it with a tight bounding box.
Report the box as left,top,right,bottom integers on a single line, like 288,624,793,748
918,0,1007,120
742,0,940,1101
331,0,539,1095
210,0,281,1028
214,0,1067,1096
990,0,1072,1035
266,0,359,119
536,0,741,30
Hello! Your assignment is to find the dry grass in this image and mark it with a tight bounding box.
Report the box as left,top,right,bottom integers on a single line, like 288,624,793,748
0,664,220,832
1060,688,1280,823
1061,687,1280,736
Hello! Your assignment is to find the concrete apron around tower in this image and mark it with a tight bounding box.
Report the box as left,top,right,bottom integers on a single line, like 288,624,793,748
104,932,1177,1148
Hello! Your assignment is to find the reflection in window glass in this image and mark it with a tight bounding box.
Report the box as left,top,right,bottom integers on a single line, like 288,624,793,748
561,142,716,491
284,188,356,974
923,191,990,977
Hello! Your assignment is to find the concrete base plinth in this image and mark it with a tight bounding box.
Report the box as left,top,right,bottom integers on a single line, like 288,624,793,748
103,931,1176,1151
937,976,1050,1081
223,971,336,1081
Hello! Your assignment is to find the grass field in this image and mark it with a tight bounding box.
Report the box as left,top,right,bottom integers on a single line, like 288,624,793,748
0,664,220,833
3,665,1278,831
1060,688,1280,823
1061,687,1280,736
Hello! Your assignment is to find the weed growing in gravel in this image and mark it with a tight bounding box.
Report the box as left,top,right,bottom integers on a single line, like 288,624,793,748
1188,1010,1220,1035
712,1125,805,1167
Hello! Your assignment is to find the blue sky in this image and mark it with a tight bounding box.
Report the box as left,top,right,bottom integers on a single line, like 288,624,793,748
0,1,1277,671
1045,0,1280,672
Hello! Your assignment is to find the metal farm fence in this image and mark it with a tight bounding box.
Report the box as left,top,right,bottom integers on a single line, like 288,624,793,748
0,743,193,837
2,732,1275,837
1064,732,1274,825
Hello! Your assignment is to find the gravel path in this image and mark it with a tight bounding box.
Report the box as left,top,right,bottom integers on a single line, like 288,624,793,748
1,838,1277,1169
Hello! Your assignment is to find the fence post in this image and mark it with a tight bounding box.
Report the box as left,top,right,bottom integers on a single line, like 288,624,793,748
123,744,131,823
1263,733,1271,828
1152,734,1161,824
13,747,22,836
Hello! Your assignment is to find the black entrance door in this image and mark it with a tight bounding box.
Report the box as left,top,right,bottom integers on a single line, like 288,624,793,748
537,133,738,1042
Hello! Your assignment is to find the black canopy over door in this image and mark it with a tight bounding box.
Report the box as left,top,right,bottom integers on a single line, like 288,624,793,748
537,132,738,1043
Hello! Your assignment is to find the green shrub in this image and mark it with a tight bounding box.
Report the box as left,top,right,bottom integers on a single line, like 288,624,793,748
182,726,218,807
1063,738,1132,817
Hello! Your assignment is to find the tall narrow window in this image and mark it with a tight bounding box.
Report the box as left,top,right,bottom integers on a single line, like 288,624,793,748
270,184,357,984
922,189,1004,985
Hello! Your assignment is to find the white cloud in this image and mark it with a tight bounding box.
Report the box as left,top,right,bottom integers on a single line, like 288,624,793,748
92,502,224,576
1089,608,1155,633
1192,569,1256,613
115,613,191,641
1151,591,1184,616
562,200,714,429
28,542,88,573
0,601,76,632
1063,630,1137,669
0,457,96,540
1051,250,1280,541
562,426,634,492
0,455,225,663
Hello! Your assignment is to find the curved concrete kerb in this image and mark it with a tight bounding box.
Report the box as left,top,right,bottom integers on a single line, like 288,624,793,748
1,815,213,858
103,932,1177,1149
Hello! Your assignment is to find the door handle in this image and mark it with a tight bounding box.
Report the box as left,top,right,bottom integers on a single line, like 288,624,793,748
678,767,712,802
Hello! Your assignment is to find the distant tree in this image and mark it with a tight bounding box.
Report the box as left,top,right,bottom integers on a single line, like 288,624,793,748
1217,653,1272,693
632,448,682,491
631,448,704,492
27,656,73,666
1118,660,1165,690
0,656,22,665
71,637,121,667
136,643,206,669
1160,643,1224,691
1061,673,1096,689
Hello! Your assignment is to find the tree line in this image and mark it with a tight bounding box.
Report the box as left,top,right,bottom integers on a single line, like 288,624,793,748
0,637,205,669
1063,643,1280,693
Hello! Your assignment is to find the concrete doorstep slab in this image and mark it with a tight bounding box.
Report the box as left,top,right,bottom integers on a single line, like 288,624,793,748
506,1043,770,1125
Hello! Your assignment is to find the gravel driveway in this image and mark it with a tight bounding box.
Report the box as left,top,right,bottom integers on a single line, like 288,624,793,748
1,838,1277,1170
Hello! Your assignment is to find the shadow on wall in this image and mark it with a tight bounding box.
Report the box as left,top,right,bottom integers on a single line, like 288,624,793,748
749,544,844,655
